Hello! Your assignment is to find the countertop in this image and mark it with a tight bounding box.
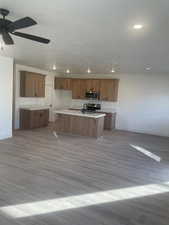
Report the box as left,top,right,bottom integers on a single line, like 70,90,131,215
69,107,116,114
20,106,50,111
54,110,106,119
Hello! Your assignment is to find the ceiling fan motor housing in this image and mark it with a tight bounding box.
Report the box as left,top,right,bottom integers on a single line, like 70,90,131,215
0,19,12,34
0,9,11,34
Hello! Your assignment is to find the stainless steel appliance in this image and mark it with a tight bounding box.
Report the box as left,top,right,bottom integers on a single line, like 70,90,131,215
85,90,99,99
82,103,101,113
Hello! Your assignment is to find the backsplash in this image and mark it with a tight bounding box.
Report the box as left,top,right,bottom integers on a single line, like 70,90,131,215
56,90,118,112
71,99,117,111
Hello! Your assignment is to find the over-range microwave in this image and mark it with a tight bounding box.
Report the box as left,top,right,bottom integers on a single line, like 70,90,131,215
85,90,99,99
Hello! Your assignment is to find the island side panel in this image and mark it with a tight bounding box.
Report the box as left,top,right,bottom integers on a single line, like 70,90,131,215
95,116,105,138
55,114,104,137
55,114,71,133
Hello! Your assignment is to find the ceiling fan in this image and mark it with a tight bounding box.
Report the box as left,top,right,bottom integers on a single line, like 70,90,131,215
0,8,50,45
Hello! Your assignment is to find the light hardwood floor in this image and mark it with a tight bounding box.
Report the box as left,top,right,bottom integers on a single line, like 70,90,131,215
0,128,169,224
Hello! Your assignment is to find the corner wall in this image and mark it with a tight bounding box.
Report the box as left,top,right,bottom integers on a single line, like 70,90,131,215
0,56,13,140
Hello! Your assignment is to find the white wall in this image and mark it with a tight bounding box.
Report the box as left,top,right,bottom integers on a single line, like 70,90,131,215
14,64,60,129
116,73,169,137
0,56,13,140
55,73,169,137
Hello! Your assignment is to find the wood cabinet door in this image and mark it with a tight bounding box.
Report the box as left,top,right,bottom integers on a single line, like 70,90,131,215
63,78,72,90
103,113,113,130
72,79,86,99
100,79,119,101
30,111,40,128
103,112,116,130
92,79,100,93
40,109,49,126
35,75,45,97
38,110,47,127
86,79,100,92
20,109,31,129
30,110,49,128
55,78,72,90
85,79,93,92
55,78,64,89
24,73,36,97
72,79,81,99
20,109,49,129
79,79,87,99
20,72,45,97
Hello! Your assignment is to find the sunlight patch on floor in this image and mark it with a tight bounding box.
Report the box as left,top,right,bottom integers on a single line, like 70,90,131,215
130,144,161,162
1,182,169,218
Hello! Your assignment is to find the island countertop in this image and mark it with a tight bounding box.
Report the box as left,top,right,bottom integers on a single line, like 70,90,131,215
54,109,106,119
20,106,50,111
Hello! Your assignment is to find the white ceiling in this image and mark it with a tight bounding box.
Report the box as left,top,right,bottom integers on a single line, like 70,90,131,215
0,0,169,74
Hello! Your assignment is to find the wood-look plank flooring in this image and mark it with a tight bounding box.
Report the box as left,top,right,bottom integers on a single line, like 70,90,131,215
0,128,169,224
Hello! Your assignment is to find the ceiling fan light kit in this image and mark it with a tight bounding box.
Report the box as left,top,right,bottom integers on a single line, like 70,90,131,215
0,8,50,45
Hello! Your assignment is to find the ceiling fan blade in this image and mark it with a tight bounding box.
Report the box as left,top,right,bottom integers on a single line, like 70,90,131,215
2,32,14,45
8,17,37,32
12,31,50,44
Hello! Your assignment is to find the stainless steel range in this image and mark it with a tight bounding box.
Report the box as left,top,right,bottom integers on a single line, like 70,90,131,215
82,103,101,113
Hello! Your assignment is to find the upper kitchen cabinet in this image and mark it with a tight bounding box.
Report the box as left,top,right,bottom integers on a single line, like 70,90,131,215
100,79,119,101
85,79,100,93
54,77,119,101
55,78,72,90
20,71,45,97
54,78,63,89
72,79,86,99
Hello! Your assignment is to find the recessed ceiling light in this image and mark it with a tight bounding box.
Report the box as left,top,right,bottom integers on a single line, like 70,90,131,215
133,24,143,30
66,69,70,74
111,69,115,73
146,67,152,71
87,68,91,74
52,65,57,70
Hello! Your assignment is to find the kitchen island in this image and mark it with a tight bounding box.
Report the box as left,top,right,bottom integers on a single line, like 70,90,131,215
54,110,105,138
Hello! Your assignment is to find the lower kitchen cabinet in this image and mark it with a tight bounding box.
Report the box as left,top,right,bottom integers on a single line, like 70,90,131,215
100,112,116,130
69,108,116,130
20,109,49,129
